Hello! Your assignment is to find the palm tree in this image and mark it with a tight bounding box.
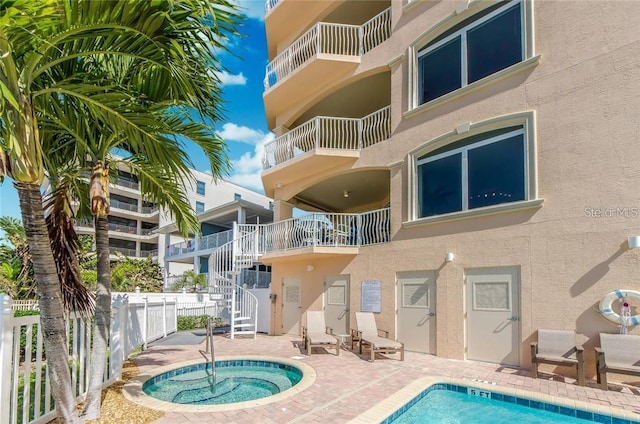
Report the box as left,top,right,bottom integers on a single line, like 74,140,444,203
0,1,241,421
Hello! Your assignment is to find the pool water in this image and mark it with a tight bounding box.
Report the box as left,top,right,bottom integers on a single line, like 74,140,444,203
384,384,639,424
143,360,302,405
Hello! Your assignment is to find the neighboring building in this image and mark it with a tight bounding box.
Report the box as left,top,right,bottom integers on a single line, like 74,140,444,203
258,0,640,373
75,162,274,287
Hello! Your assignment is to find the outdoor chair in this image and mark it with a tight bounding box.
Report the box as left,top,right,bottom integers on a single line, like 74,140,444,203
303,311,340,356
530,329,585,386
354,312,404,362
596,333,640,390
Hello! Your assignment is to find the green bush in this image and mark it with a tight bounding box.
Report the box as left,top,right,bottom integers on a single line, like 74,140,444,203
177,315,210,331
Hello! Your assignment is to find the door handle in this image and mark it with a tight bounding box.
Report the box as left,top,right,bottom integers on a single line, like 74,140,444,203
508,316,518,321
428,312,436,317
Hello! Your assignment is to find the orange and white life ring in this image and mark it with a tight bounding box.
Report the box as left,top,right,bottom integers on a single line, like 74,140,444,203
598,289,640,326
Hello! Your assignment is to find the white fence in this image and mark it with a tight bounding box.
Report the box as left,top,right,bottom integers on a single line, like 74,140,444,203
0,294,177,424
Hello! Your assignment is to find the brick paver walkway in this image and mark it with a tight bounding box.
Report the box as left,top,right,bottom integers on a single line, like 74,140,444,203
133,333,640,423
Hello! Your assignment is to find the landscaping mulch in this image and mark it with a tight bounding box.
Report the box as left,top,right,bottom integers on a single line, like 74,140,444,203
51,360,163,424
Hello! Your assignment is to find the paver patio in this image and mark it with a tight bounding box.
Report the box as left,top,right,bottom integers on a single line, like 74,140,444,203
132,333,640,423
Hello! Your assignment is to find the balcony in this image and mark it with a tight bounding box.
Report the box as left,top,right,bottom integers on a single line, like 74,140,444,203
108,223,157,236
109,247,157,258
263,8,391,126
258,208,390,263
165,229,235,259
113,178,139,190
110,198,159,215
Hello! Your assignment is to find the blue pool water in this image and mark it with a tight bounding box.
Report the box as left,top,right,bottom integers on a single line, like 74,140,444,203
383,383,638,424
143,360,303,405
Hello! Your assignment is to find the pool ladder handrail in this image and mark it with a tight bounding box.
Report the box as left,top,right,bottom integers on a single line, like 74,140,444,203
206,316,216,383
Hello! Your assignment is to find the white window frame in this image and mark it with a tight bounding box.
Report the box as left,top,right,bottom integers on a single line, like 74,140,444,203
195,201,205,213
196,180,206,196
406,111,542,226
406,0,538,117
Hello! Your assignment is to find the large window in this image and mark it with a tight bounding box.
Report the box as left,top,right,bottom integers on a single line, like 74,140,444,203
417,1,523,105
196,180,206,195
417,127,526,218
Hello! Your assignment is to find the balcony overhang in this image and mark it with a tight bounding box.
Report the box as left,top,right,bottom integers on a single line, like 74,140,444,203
265,0,342,58
260,246,358,265
262,149,359,198
264,55,359,129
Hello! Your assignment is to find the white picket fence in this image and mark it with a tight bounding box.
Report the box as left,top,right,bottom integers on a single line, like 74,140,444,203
0,294,178,424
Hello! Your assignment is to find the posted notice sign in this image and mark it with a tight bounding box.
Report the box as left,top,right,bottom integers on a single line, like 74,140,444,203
361,280,381,313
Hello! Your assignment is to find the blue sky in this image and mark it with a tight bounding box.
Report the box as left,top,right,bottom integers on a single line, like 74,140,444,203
0,0,271,221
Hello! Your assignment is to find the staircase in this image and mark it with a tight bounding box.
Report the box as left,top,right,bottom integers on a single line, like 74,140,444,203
208,224,260,339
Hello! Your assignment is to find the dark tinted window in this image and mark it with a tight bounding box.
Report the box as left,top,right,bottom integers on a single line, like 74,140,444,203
419,36,462,103
418,153,462,217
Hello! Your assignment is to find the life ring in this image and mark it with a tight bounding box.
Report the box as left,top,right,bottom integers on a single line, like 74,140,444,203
598,289,640,326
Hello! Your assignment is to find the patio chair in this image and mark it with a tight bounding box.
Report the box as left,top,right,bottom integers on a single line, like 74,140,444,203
355,312,404,362
596,333,640,390
303,311,340,356
530,329,584,386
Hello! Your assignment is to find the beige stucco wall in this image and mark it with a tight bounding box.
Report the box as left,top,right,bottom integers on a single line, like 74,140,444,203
265,0,640,380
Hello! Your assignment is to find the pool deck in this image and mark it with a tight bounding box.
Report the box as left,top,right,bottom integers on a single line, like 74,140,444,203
133,333,640,423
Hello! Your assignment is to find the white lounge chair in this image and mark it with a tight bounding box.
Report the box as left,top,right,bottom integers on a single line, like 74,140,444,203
530,329,584,386
303,311,339,356
596,333,640,390
354,312,404,362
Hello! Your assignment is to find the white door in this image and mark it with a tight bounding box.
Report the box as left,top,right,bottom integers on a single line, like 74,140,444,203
324,275,350,335
397,271,436,354
466,267,520,366
282,277,302,335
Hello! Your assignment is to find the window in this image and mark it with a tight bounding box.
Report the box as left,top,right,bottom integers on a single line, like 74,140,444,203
196,180,205,196
234,193,241,201
416,1,525,105
195,201,205,213
416,127,526,218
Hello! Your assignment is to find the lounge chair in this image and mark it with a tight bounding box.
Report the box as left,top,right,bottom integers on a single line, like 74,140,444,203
530,329,584,386
355,312,404,362
303,311,340,356
596,333,640,390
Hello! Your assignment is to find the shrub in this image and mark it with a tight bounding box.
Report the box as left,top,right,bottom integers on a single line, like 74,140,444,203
177,315,209,331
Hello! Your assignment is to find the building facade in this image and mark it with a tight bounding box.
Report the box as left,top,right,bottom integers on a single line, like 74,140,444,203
260,0,640,373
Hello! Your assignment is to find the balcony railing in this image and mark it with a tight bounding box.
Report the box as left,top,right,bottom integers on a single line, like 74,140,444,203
165,229,234,258
110,199,158,214
259,208,390,253
264,8,391,89
113,178,139,190
262,106,390,170
264,0,279,14
107,223,157,236
109,247,157,257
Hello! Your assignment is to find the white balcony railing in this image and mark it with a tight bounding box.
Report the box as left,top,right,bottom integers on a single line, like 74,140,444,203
109,247,157,258
165,229,234,258
264,0,279,14
262,106,390,170
259,208,390,252
264,8,391,89
110,198,158,214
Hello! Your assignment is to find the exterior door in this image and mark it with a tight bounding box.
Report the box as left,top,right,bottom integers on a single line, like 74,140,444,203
465,267,520,366
397,271,436,354
282,277,302,335
324,275,350,335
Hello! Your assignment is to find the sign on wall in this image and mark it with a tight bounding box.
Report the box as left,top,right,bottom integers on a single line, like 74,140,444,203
361,280,381,313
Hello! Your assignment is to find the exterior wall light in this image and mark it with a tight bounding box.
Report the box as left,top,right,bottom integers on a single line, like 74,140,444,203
445,252,455,262
628,236,640,249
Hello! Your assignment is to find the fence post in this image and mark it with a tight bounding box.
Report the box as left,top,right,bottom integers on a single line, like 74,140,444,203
162,296,167,338
0,295,14,424
174,297,178,333
143,296,148,350
109,296,123,380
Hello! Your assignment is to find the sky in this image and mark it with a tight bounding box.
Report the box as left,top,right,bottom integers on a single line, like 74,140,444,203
0,0,272,222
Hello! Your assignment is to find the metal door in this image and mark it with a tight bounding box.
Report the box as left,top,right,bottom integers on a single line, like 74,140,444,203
465,267,520,366
324,275,350,335
282,277,302,335
397,271,436,354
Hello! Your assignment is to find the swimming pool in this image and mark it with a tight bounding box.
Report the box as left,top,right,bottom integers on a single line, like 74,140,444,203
123,355,316,412
143,360,302,405
350,377,640,424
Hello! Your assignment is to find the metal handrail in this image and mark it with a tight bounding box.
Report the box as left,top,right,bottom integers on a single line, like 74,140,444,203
205,317,216,383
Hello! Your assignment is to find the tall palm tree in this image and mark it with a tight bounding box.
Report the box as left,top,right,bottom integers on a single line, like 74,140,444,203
0,1,241,421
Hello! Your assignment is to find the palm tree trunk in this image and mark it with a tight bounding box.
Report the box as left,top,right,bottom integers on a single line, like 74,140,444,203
83,214,111,419
15,182,81,424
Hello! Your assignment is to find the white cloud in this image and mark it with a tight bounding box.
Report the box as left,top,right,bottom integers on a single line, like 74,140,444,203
236,0,265,21
217,123,272,145
215,70,247,86
221,124,274,191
